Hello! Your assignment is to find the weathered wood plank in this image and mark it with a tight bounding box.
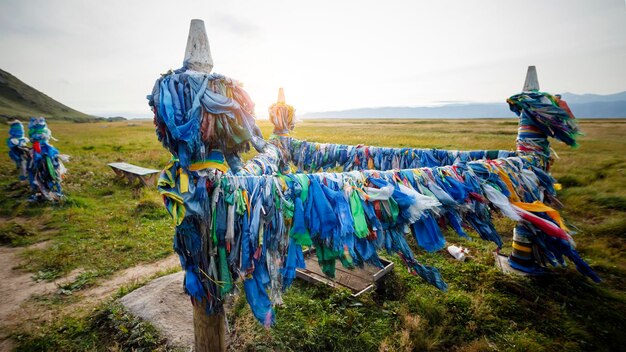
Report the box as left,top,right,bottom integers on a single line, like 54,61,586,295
107,162,159,176
296,248,394,297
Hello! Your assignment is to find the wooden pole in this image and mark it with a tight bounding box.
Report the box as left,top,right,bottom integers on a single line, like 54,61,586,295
193,300,226,352
182,19,226,352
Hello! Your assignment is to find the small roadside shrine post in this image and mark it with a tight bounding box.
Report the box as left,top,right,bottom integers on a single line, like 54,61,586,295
183,20,226,352
268,88,296,137
149,19,285,351
509,66,545,273
503,66,596,280
149,19,289,352
177,19,226,352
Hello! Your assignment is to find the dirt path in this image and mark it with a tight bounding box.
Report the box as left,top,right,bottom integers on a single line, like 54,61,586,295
0,241,66,325
0,243,179,352
76,254,180,307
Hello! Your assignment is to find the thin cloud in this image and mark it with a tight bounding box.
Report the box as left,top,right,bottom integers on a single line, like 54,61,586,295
210,12,261,36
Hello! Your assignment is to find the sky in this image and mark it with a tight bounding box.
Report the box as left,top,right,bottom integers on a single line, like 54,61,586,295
1,0,625,118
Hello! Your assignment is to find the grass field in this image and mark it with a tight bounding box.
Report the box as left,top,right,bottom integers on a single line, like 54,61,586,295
0,118,625,351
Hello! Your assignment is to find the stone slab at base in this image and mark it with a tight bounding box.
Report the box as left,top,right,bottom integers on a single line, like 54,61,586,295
120,271,194,349
494,253,556,277
494,252,532,276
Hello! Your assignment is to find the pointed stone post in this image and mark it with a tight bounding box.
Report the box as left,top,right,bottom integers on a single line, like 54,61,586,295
184,19,214,73
517,65,547,165
277,87,286,103
183,19,226,352
522,65,539,92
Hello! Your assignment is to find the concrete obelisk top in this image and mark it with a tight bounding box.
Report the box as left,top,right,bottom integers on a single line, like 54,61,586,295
183,19,214,73
277,88,286,103
523,66,539,92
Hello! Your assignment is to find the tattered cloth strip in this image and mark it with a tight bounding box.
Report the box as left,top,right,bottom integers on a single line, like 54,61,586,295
269,102,295,136
239,141,289,176
508,91,581,168
27,117,65,201
157,152,600,325
147,70,266,173
274,137,516,173
7,120,30,180
509,223,600,282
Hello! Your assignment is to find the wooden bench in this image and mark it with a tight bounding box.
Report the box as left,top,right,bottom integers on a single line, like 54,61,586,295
296,248,394,297
108,162,160,187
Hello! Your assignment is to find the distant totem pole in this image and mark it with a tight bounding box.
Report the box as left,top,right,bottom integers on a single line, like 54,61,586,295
27,117,66,201
269,88,296,137
7,120,30,180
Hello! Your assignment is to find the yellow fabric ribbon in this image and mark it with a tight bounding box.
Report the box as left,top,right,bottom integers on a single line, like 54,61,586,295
512,242,532,253
510,201,569,231
189,160,229,173
177,168,189,193
496,168,521,202
157,162,185,225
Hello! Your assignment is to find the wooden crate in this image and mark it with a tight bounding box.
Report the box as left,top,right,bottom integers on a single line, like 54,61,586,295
296,248,395,297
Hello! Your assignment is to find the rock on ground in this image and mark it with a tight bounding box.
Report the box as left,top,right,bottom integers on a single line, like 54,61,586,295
120,271,194,348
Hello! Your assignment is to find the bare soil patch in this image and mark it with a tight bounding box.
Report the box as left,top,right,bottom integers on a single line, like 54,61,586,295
0,245,178,351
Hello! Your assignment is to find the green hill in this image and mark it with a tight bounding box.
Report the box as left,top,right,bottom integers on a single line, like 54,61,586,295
0,68,95,122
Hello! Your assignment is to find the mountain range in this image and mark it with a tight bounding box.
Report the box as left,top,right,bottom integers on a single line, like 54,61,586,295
0,68,94,122
1,68,624,121
302,91,626,119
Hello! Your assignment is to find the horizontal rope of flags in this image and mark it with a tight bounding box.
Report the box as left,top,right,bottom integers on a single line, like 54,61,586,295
149,70,597,326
